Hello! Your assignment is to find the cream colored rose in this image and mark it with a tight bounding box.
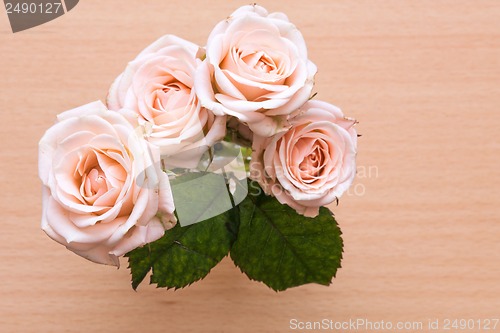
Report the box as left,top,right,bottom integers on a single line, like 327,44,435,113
195,5,317,137
250,100,357,217
107,35,226,168
38,101,176,266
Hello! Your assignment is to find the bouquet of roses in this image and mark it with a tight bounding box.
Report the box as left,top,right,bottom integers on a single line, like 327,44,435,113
38,5,358,291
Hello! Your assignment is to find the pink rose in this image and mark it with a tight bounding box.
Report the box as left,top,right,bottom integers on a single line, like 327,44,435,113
195,5,317,137
38,101,176,266
107,35,226,168
250,100,357,217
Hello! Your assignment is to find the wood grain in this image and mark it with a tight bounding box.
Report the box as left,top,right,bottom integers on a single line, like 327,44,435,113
1,1,500,332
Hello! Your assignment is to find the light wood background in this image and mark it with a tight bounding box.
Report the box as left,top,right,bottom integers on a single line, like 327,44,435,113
1,1,499,332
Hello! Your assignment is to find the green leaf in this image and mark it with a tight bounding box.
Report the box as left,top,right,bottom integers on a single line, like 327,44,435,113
125,208,236,290
230,183,343,291
170,172,233,227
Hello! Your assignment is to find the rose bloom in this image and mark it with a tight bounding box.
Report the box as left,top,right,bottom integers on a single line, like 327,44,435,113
107,35,226,169
38,101,176,266
250,100,357,217
195,4,317,137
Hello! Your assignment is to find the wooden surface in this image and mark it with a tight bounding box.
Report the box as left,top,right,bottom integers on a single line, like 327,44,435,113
1,1,500,332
